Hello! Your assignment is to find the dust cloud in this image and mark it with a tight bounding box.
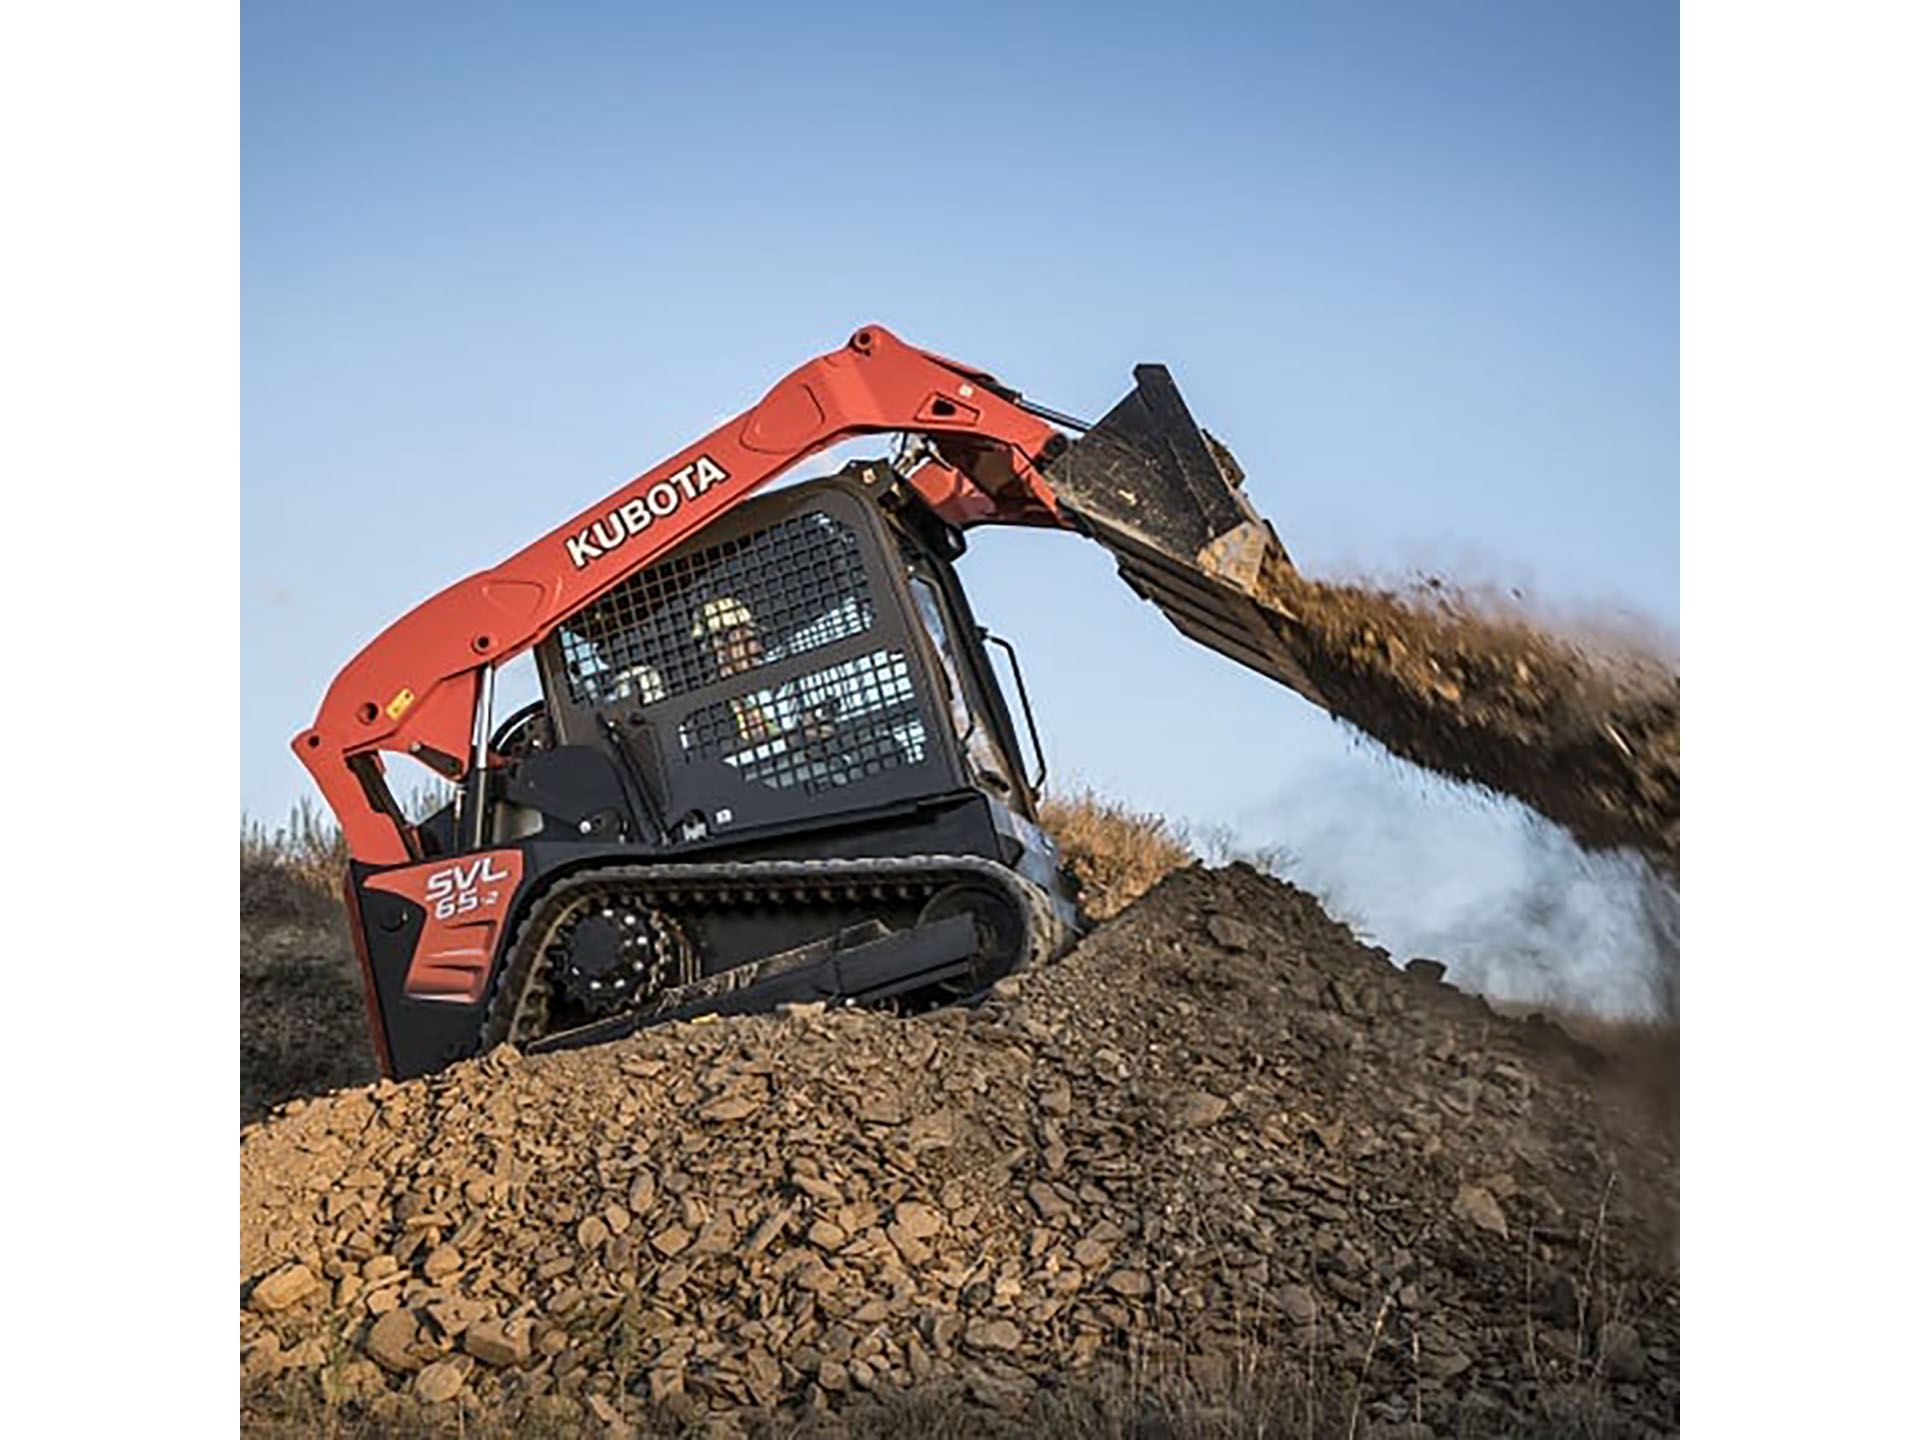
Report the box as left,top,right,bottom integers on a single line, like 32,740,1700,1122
1246,759,1677,1019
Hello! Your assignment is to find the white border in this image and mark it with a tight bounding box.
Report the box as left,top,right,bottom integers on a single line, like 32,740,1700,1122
3,1,237,1425
1685,1,1918,1432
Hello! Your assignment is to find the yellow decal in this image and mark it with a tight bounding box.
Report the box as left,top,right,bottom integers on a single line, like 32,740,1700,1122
385,688,416,721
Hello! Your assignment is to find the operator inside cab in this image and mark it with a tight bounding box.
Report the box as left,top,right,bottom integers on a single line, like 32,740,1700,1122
609,660,666,706
694,597,780,743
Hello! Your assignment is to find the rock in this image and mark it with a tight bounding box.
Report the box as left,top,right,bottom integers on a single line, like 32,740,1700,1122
966,1361,1036,1411
1275,1284,1318,1325
1533,1271,1580,1326
648,1364,684,1403
966,1318,1021,1353
1170,1091,1230,1129
422,1244,461,1280
652,1225,693,1256
282,1336,328,1367
1027,1181,1072,1222
365,1285,402,1316
1206,914,1257,951
241,1332,282,1381
904,1108,959,1151
464,1319,532,1368
1187,1349,1232,1393
627,1170,656,1212
1106,1269,1151,1299
860,1093,905,1125
366,1309,424,1373
700,1094,760,1122
1072,1222,1123,1270
1405,958,1447,985
1453,1185,1509,1239
587,1393,636,1436
889,1226,933,1268
423,1297,481,1338
413,1358,466,1403
1421,1345,1474,1380
1597,1321,1647,1380
808,1219,849,1250
577,1216,609,1249
893,1202,944,1241
248,1263,319,1312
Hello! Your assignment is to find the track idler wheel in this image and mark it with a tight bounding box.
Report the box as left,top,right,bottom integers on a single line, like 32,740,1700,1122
916,882,1029,998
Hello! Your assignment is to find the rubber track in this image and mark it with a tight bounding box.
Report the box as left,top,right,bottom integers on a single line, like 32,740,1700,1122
481,855,1064,1053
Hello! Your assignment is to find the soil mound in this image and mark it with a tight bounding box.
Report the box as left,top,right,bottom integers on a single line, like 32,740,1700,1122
1258,572,1678,876
241,864,1677,1437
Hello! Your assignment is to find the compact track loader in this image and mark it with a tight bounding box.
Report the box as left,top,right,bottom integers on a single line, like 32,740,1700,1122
296,326,1321,1079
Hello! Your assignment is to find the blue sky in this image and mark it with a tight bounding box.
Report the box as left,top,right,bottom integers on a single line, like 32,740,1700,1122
244,0,1676,1008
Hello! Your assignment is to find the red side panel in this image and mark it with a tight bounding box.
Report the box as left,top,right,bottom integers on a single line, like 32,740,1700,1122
363,850,528,1005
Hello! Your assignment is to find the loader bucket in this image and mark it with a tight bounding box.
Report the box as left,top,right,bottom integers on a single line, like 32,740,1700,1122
1043,366,1328,708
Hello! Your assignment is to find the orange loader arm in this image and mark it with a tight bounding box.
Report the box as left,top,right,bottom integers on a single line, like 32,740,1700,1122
294,326,1079,866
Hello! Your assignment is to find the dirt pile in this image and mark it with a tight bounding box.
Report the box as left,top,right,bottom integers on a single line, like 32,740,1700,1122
1257,572,1678,876
241,864,1677,1437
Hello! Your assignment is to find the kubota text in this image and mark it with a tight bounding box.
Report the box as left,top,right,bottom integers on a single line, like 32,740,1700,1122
566,456,731,569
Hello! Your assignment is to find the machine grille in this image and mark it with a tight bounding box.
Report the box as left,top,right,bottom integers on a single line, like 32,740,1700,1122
676,648,927,795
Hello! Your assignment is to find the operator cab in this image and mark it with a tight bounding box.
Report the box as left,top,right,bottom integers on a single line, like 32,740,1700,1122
435,463,1064,907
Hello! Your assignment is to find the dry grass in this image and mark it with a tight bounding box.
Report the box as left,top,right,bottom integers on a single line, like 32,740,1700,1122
1039,788,1297,925
240,800,376,1124
242,797,349,917
243,1357,1397,1440
245,1347,1648,1439
1039,788,1196,922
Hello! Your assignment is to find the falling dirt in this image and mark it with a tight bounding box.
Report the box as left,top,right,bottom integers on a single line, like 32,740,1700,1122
1254,570,1679,878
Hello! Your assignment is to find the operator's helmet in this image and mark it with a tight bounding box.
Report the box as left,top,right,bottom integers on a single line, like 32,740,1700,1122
696,596,763,679
692,596,756,639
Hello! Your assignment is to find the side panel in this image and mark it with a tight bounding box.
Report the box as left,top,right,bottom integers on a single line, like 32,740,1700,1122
363,850,528,1003
352,847,539,1081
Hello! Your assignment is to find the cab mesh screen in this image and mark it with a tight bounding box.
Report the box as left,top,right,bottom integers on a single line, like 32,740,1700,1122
677,649,927,795
555,512,874,707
